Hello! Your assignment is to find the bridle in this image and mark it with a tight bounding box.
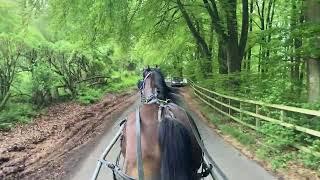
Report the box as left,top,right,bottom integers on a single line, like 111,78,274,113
102,70,168,180
139,71,161,104
134,70,170,180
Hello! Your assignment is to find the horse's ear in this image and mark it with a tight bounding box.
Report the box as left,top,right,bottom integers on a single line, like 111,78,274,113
147,65,150,70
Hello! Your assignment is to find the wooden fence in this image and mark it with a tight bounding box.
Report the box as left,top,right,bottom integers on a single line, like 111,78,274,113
189,80,320,157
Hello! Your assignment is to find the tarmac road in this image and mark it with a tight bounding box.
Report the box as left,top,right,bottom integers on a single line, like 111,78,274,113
67,93,276,180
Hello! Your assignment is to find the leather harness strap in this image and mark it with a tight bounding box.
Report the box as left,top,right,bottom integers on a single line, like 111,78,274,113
135,107,144,180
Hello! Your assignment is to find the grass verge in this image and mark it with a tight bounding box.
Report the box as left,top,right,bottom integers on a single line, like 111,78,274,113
191,92,320,177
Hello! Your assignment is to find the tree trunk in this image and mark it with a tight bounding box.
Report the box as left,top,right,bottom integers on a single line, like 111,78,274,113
239,0,249,59
204,0,248,73
290,0,304,95
256,0,265,73
265,0,276,73
226,0,242,73
0,92,10,111
305,0,320,102
226,40,241,73
307,59,320,102
218,43,228,74
246,0,254,71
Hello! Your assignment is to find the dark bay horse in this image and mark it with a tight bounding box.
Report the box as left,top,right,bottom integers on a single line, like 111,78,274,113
137,67,179,103
121,68,203,180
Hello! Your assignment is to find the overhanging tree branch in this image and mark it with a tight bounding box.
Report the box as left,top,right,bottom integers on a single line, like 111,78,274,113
176,0,211,58
203,0,228,40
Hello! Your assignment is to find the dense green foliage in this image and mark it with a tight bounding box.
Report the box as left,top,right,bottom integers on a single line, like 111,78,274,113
0,0,319,174
0,0,139,130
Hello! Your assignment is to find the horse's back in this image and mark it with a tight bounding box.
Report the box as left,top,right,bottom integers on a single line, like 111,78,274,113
122,102,202,179
122,104,161,179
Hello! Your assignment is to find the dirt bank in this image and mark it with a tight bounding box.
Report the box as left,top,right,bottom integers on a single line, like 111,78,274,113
0,91,137,180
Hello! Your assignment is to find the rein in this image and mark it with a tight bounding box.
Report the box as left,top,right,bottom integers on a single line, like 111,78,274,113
107,71,166,180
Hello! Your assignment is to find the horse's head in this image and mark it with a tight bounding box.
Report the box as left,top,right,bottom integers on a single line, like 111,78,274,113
138,66,168,103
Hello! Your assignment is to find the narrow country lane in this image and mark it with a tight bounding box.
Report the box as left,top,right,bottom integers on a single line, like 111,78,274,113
2,1,319,179
67,91,276,180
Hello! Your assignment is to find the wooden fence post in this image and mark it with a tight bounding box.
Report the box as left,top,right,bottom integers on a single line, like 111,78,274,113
256,105,260,129
228,99,231,115
280,110,285,121
240,102,243,121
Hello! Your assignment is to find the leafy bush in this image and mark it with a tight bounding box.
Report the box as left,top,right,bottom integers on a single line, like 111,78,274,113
31,62,60,106
220,125,256,146
77,87,103,105
106,75,139,93
259,123,296,150
0,103,36,130
76,74,139,105
191,70,308,105
271,153,295,170
298,140,320,170
256,123,297,169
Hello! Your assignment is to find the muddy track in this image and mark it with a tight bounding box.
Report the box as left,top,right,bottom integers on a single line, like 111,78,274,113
0,91,137,180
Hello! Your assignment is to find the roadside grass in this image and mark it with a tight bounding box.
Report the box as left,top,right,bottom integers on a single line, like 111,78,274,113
219,125,256,146
191,92,320,174
76,75,139,105
0,103,37,131
76,88,104,105
199,101,256,147
198,97,296,170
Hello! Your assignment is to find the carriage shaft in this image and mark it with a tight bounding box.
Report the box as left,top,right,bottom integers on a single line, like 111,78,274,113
91,124,125,180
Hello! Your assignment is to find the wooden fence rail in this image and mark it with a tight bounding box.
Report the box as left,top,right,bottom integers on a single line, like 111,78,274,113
189,80,320,157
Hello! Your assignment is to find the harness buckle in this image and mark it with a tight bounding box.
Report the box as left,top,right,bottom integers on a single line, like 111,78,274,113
200,163,213,178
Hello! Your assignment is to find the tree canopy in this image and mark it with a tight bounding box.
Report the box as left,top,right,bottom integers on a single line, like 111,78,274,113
1,0,320,175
